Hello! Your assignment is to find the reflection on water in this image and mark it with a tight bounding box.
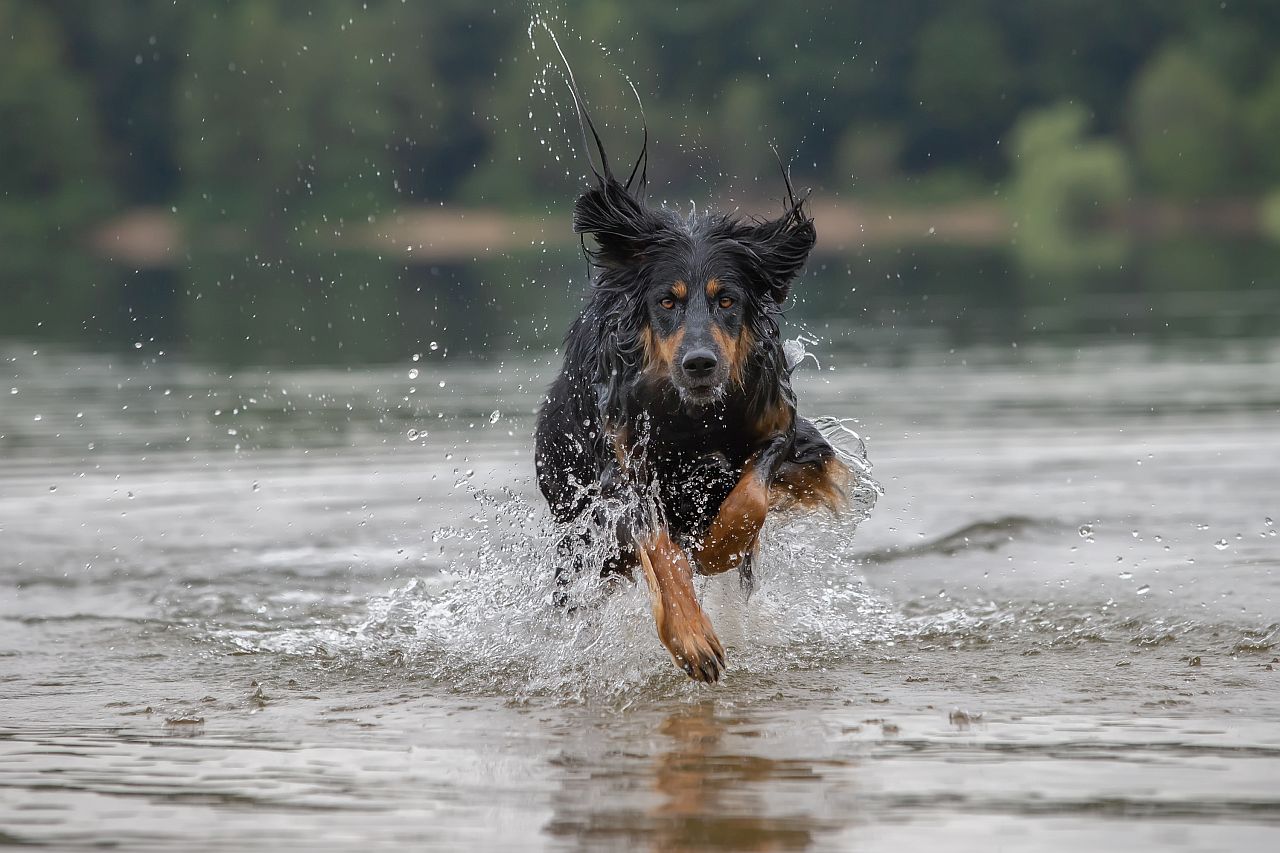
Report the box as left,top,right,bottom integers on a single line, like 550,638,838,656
546,704,822,852
5,238,1280,365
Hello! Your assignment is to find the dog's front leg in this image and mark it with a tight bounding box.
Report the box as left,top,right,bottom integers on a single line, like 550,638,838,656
694,432,792,576
636,527,725,683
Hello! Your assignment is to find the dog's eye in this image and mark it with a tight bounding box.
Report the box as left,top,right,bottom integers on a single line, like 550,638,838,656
660,297,676,310
718,296,735,309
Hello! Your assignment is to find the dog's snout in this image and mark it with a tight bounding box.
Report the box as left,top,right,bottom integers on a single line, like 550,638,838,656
681,349,718,377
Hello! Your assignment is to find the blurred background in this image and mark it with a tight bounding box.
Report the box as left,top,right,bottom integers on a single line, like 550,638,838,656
5,0,1280,363
4,4,1280,849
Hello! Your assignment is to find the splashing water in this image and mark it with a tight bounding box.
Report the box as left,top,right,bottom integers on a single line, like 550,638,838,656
783,333,822,371
231,22,885,701
214,435,883,702
526,12,651,190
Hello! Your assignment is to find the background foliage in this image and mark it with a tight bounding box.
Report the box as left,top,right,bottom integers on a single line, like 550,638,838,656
3,1,1280,363
4,0,1280,237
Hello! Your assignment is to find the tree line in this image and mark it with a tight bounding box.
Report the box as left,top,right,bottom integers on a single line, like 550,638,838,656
5,0,1280,250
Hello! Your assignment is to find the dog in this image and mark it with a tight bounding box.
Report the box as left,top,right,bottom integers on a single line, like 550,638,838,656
534,87,850,684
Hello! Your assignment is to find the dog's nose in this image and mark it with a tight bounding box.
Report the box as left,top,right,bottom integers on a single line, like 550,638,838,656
682,349,718,376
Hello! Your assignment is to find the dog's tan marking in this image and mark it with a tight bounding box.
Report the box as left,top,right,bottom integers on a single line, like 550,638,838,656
709,326,740,386
641,326,685,377
736,327,754,386
694,455,770,576
769,455,849,514
705,278,722,298
708,325,753,387
638,528,725,682
671,280,688,300
752,402,794,441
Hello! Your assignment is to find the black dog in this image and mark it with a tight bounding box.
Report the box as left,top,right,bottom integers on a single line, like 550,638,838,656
535,92,849,683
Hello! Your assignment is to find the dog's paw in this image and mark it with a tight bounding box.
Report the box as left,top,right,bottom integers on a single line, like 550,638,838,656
659,607,726,684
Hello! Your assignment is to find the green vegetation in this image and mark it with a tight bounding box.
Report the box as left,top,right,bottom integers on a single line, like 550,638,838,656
1008,103,1131,272
3,0,1280,262
1261,190,1280,242
1128,46,1241,198
0,2,113,242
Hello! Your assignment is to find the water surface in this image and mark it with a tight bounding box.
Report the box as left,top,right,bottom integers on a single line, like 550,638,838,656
2,245,1279,850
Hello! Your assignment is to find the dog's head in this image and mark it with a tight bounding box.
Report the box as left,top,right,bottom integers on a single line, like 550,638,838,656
574,177,815,408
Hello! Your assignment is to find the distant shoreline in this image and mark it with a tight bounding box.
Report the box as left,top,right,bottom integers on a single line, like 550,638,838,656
87,198,1264,267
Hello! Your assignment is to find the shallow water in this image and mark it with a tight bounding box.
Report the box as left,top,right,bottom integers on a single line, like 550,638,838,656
2,331,1279,850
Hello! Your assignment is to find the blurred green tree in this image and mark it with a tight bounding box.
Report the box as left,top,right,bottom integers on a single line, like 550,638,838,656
1247,60,1280,185
179,3,394,237
176,1,492,243
3,0,1280,245
1009,101,1131,272
45,0,192,205
0,1,113,245
909,9,1017,150
836,125,905,193
1127,46,1241,198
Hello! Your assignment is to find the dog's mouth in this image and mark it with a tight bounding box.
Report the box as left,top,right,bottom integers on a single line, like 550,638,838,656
666,345,731,407
673,376,725,407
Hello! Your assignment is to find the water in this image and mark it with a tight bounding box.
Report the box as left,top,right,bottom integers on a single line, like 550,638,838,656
3,246,1280,850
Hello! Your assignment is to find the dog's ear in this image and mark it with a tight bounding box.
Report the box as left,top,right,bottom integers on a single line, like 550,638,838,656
573,179,661,268
739,202,816,306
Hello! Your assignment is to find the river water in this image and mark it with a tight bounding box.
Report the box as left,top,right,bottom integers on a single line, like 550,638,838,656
2,244,1279,850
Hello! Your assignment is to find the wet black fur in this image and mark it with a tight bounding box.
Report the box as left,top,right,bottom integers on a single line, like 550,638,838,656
533,85,841,599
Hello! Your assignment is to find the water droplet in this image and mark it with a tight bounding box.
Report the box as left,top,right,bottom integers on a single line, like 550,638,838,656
407,428,420,441
1118,571,1133,580
1266,517,1274,527
8,387,16,395
48,485,57,493
489,410,501,424
251,481,260,493
411,353,421,362
1213,539,1229,550
408,368,419,380
133,341,142,349
1078,524,1093,538
32,414,42,422
1136,584,1151,595
429,341,439,351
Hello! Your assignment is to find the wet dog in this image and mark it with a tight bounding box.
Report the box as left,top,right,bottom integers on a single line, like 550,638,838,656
534,88,849,683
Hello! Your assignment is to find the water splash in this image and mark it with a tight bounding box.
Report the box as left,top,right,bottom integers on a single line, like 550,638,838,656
783,333,822,371
212,447,885,702
526,12,648,187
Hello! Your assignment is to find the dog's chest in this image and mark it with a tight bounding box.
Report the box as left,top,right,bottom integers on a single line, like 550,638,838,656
646,405,751,461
